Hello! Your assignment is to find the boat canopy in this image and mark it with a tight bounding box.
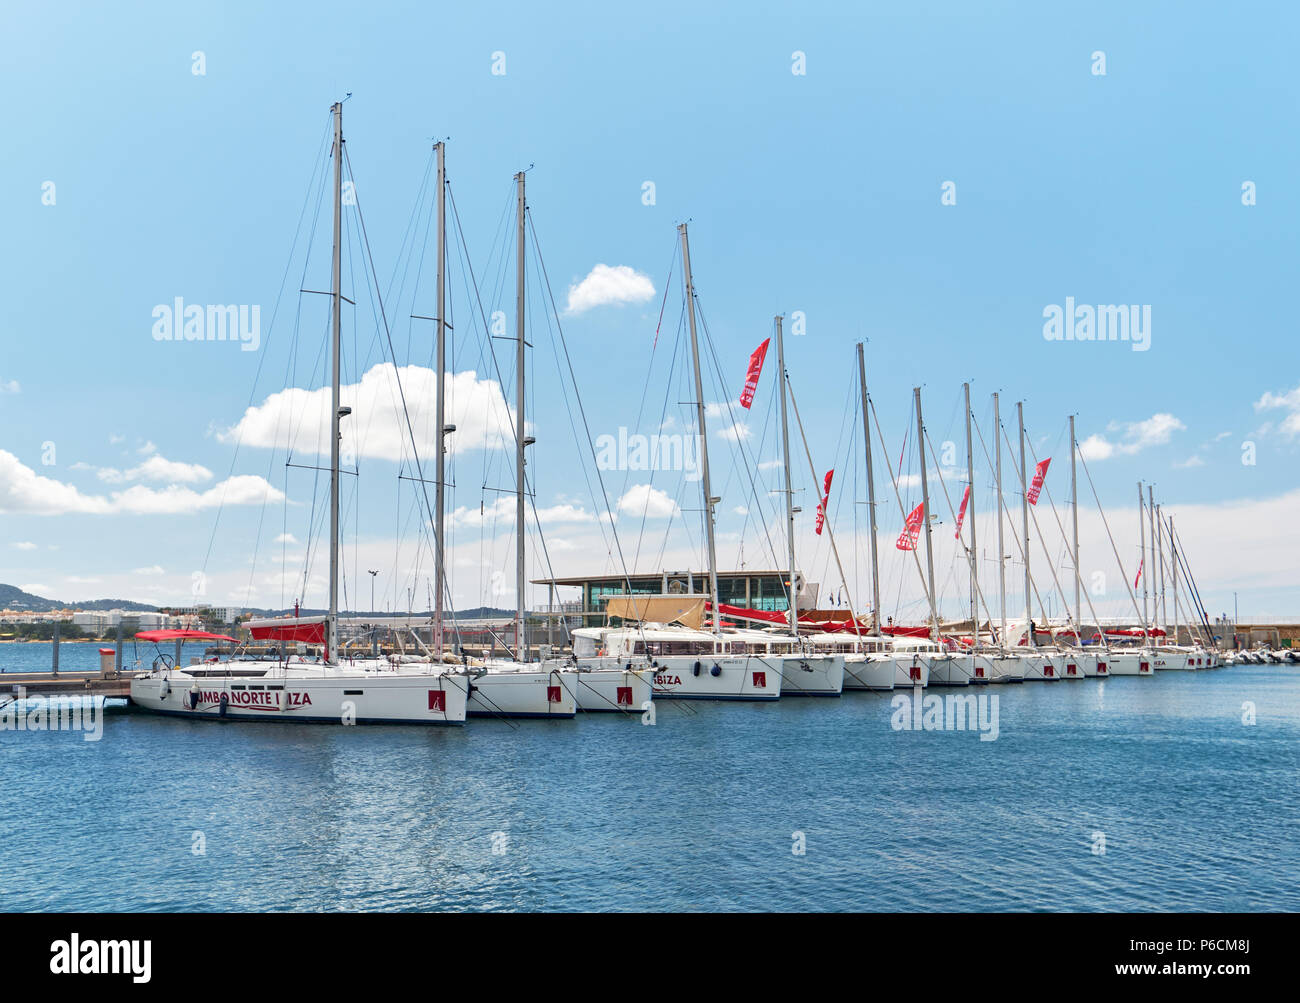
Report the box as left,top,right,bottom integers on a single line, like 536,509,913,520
246,615,328,645
135,629,239,644
606,595,706,629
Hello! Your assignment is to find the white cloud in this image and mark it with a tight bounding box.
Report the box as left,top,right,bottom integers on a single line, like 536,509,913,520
0,449,283,516
274,532,299,545
18,584,52,596
447,496,596,530
97,454,214,484
12,541,37,550
0,379,20,394
1254,383,1300,439
565,264,655,314
138,441,157,456
617,484,680,519
133,565,166,576
65,575,101,585
1078,413,1185,461
717,421,751,442
220,363,517,461
1174,455,1205,469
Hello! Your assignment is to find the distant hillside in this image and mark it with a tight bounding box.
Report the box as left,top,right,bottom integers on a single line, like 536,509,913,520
0,584,158,613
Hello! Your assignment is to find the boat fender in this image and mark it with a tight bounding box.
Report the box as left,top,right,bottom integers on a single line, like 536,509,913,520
693,660,702,677
710,663,721,677
218,692,229,718
626,661,633,672
188,681,201,710
159,679,171,701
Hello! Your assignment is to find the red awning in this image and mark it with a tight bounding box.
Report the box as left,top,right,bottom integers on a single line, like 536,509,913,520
135,629,240,644
248,621,326,644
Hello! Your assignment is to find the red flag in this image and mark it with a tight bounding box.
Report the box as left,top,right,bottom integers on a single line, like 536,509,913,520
1134,557,1143,590
1027,457,1051,505
896,502,925,551
738,338,770,409
814,469,834,535
954,485,971,539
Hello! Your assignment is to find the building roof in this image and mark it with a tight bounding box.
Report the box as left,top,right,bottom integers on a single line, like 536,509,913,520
531,570,788,587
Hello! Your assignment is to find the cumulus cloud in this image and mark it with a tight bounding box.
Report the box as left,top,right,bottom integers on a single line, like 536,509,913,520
274,532,299,545
219,363,517,461
1077,413,1185,461
97,454,214,484
12,541,37,550
447,496,596,530
0,449,283,516
0,379,20,394
565,264,655,314
1254,383,1300,439
617,484,680,519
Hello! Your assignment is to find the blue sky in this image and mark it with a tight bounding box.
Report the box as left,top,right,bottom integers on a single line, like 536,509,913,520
2,0,1297,621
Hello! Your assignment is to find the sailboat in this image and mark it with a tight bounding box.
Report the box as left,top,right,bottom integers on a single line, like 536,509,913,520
130,102,469,725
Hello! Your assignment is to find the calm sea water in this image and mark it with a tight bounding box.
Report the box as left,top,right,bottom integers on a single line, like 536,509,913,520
2,642,1297,912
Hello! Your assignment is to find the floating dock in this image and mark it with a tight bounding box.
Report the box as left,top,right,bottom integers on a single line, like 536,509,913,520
1,671,135,700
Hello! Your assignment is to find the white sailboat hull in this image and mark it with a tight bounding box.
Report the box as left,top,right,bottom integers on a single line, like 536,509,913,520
129,665,469,724
987,655,1026,683
556,666,655,713
1106,651,1154,676
842,655,895,690
468,666,577,718
776,654,845,696
925,655,971,686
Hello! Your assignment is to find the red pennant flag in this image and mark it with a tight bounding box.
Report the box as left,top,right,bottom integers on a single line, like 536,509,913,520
1027,457,1051,505
738,338,771,409
814,469,834,535
896,502,925,551
954,485,971,539
1134,557,1143,590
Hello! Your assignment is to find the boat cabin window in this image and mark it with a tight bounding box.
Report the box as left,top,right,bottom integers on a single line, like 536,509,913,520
632,640,716,656
573,635,599,658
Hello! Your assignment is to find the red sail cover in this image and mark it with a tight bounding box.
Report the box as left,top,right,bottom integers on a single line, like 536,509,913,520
708,602,867,634
954,485,971,539
1027,457,1051,505
814,469,834,535
896,502,924,551
248,621,326,644
738,338,770,409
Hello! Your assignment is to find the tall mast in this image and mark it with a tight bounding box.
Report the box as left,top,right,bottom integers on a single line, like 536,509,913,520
915,388,939,643
678,223,720,633
775,315,798,636
856,344,882,635
994,393,1007,649
1153,492,1164,640
514,171,528,660
433,140,447,658
1170,514,1180,645
1070,414,1081,646
1138,482,1149,643
328,100,344,664
1017,402,1034,648
963,382,977,652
